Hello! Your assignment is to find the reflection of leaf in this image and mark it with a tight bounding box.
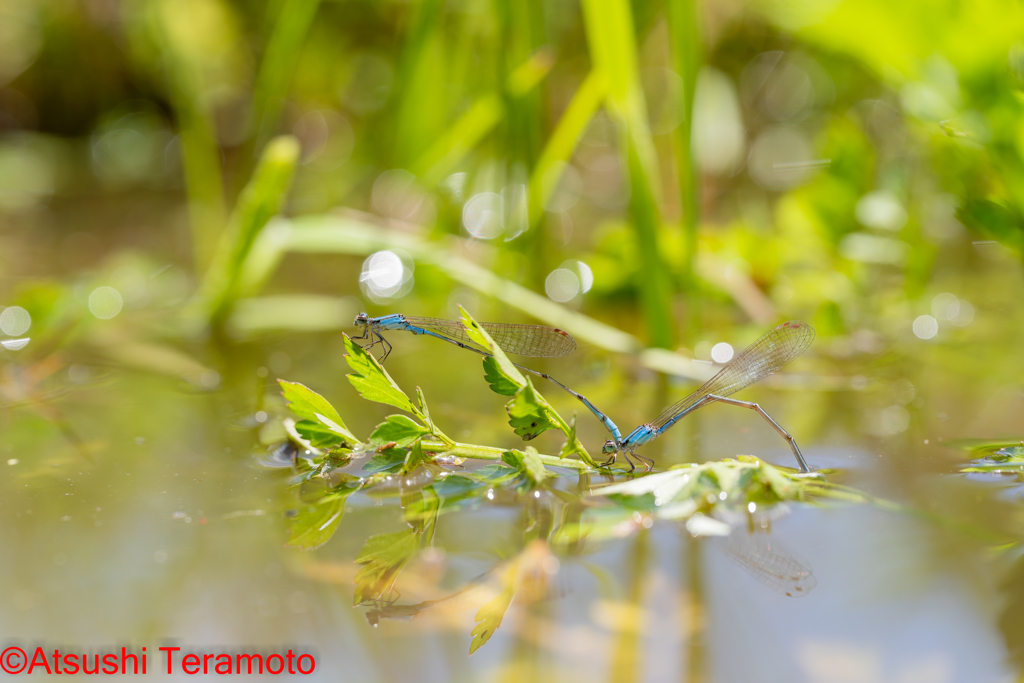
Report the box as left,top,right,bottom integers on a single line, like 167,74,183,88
353,530,420,605
363,448,407,474
502,447,553,486
470,564,517,655
999,553,1024,670
468,540,555,655
482,356,521,396
370,415,430,446
344,335,415,413
506,379,559,440
403,485,439,530
279,380,356,442
287,487,358,550
295,419,348,448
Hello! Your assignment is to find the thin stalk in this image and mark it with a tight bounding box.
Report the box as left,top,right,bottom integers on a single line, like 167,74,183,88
251,0,323,151
667,0,704,342
580,0,675,349
152,1,227,272
419,440,592,471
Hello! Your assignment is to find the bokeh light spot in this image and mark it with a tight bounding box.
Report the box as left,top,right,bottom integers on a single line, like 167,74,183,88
912,315,938,340
0,306,31,335
462,192,505,240
88,287,123,319
544,269,580,303
711,342,735,363
359,250,413,302
881,405,911,434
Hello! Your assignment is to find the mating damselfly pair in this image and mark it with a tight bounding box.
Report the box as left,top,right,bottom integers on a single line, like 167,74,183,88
353,312,814,473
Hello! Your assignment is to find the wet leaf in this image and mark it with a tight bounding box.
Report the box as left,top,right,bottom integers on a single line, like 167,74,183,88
344,335,416,414
286,487,359,550
294,419,348,448
370,415,430,447
363,448,408,474
472,463,520,485
502,447,553,486
353,530,420,605
506,378,559,440
590,458,835,517
279,380,357,442
431,474,485,498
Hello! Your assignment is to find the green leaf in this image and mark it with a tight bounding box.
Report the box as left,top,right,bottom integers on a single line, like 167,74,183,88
363,448,408,474
559,414,581,460
294,419,348,448
502,447,553,486
204,136,301,322
402,439,429,475
415,387,433,425
286,487,358,550
344,335,416,413
279,380,357,442
482,356,522,396
353,530,420,605
506,378,559,440
459,307,527,389
370,415,430,447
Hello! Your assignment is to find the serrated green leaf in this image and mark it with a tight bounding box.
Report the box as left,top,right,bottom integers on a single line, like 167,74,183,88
294,419,349,448
344,334,416,413
370,414,430,446
502,447,553,485
482,356,522,396
279,380,357,442
506,378,559,440
286,487,358,550
353,530,420,605
459,307,526,390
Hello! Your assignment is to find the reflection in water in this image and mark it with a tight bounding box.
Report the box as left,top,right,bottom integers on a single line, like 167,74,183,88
723,529,816,598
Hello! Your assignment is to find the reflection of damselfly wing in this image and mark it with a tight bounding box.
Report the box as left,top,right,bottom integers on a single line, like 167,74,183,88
723,531,816,598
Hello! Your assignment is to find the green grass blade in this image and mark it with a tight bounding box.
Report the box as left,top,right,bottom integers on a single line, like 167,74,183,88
529,70,607,225
251,0,322,150
580,0,675,348
201,135,300,324
667,0,704,339
412,50,554,185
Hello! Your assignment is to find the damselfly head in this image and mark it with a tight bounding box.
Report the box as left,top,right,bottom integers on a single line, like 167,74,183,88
354,312,369,327
601,440,617,455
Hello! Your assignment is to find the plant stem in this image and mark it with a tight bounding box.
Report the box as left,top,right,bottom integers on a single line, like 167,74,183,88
667,0,704,342
420,440,592,471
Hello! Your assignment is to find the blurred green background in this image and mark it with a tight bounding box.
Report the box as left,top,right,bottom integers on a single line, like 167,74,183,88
4,0,1024,681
